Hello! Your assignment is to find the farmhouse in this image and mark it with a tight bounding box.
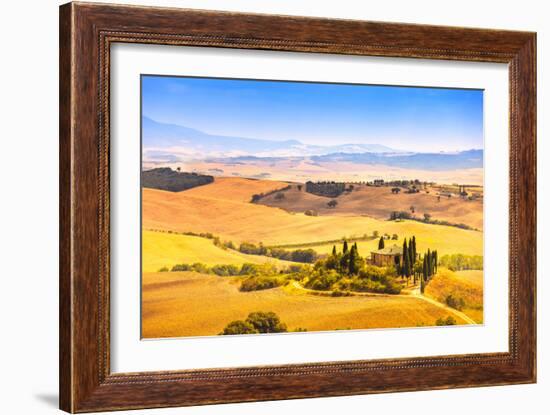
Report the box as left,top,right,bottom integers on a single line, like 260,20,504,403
370,244,403,267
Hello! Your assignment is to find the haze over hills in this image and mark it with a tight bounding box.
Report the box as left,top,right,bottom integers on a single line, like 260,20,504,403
143,116,400,157
142,116,483,175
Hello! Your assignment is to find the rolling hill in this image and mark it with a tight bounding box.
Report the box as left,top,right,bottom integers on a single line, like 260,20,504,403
142,177,483,256
142,271,471,338
258,183,483,230
142,230,296,273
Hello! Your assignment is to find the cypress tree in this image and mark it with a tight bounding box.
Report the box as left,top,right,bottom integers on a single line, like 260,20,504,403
426,249,432,278
408,238,414,270
331,245,337,256
412,236,417,262
343,240,349,254
422,255,428,282
394,254,401,274
402,239,408,277
348,245,357,275
378,236,385,250
433,250,438,273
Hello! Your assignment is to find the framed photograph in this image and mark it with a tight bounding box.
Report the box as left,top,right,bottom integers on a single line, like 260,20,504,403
59,2,536,412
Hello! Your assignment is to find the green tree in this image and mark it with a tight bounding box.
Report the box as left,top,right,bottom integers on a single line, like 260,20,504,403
220,320,258,335
348,245,358,275
402,239,409,278
343,240,349,254
378,236,385,249
246,311,287,333
422,255,428,282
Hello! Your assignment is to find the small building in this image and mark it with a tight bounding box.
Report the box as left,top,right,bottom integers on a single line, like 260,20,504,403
370,244,403,267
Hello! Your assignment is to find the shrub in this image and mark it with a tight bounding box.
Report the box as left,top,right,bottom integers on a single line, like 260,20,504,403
290,249,318,263
190,262,209,274
246,311,287,333
269,248,292,261
158,266,169,272
210,264,240,276
306,269,340,290
304,209,318,216
445,294,466,311
171,263,192,272
436,316,457,326
240,276,283,291
439,254,483,271
220,320,258,335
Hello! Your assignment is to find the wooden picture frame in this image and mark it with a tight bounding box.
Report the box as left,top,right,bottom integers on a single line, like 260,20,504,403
59,2,536,412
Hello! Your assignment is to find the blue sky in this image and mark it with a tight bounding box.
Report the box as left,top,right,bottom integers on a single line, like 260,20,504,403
142,75,483,152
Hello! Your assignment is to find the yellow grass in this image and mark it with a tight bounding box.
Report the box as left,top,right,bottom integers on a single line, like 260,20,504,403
142,271,471,338
424,268,483,323
142,179,483,256
260,184,483,230
142,230,294,273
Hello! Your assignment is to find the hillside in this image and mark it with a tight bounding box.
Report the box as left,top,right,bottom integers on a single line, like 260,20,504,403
258,183,483,230
424,269,484,323
142,271,471,338
142,177,483,255
142,230,295,273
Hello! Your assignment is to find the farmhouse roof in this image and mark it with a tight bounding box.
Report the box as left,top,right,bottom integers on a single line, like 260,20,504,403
371,244,403,256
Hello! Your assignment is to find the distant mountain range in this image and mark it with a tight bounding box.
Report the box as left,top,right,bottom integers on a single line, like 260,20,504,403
143,116,399,157
142,116,483,171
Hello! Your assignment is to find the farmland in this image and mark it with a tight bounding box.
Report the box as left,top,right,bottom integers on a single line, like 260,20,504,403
142,175,484,337
142,178,482,252
142,271,471,338
424,269,484,323
142,230,296,273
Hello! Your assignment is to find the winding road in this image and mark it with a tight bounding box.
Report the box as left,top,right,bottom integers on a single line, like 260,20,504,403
289,280,477,325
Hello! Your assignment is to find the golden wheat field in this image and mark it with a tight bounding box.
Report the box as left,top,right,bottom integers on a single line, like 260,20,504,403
142,178,483,255
142,176,483,337
142,230,295,273
142,271,471,338
424,269,484,323
258,183,483,230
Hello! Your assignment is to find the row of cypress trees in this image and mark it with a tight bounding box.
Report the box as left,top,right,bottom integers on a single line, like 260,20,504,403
399,236,417,279
330,240,362,275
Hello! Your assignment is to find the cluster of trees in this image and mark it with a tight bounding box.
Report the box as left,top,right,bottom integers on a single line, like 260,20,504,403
168,262,281,277
238,242,318,263
420,249,438,294
250,185,291,203
435,316,457,326
240,275,285,292
438,254,483,271
389,211,476,231
399,237,418,280
305,181,346,197
305,241,402,294
390,210,413,220
142,168,214,192
220,311,288,335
